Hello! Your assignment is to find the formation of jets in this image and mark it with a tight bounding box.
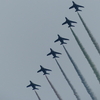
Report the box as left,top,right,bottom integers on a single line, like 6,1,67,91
27,81,41,90
26,0,84,93
47,48,62,58
54,34,69,45
62,17,77,27
37,65,52,75
69,1,84,12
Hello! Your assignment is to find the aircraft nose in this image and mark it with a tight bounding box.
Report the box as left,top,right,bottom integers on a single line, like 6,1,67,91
40,65,42,68
30,80,31,83
65,17,67,20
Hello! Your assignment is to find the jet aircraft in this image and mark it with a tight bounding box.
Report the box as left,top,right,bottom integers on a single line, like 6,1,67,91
54,34,69,45
37,65,52,75
47,48,62,58
69,1,84,12
26,81,41,90
62,17,77,27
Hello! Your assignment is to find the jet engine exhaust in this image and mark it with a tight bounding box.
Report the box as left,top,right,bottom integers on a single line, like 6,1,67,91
34,90,41,100
77,12,100,55
70,27,100,84
45,75,63,100
55,58,81,100
62,45,98,100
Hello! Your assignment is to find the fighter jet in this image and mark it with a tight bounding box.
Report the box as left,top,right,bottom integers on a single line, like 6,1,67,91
69,1,84,12
54,34,69,45
62,17,77,27
26,81,41,90
37,65,52,75
47,48,62,58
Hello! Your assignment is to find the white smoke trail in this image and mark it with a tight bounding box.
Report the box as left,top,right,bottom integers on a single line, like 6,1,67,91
77,12,100,54
34,90,41,100
63,45,98,100
55,58,81,100
45,75,63,100
70,27,100,83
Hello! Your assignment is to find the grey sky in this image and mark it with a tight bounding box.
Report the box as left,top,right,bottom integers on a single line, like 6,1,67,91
0,0,100,100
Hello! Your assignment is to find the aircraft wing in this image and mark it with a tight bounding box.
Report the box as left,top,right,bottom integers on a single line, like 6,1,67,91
34,84,41,87
37,69,42,73
62,21,67,25
47,52,51,56
45,68,52,71
77,4,84,8
54,39,59,43
54,51,62,54
62,37,69,40
69,6,74,9
70,20,77,23
27,84,31,87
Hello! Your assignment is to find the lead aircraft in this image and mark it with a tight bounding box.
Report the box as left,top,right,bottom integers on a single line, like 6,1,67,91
69,1,84,12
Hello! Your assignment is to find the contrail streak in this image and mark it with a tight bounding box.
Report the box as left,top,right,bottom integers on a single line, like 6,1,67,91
45,75,63,100
62,45,98,100
77,12,100,54
55,58,81,100
34,90,41,100
70,27,100,83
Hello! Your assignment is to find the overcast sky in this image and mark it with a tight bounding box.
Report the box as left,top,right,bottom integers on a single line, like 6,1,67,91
0,0,100,100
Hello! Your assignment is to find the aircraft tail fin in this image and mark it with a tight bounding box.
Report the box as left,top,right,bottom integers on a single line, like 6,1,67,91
43,73,50,75
75,9,82,12
68,25,75,28
60,42,67,45
53,56,59,58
